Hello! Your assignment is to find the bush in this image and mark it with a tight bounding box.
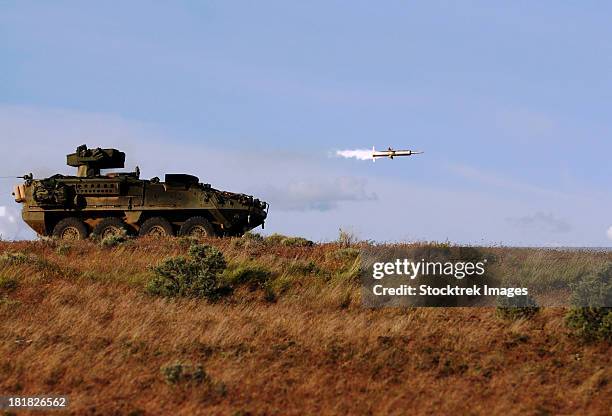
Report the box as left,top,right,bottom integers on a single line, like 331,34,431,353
0,252,31,265
100,231,130,248
0,275,19,292
333,257,362,283
230,232,265,250
264,233,287,245
146,244,231,300
262,233,313,247
0,252,60,276
55,243,71,256
177,236,198,249
565,262,612,342
243,232,264,242
226,265,271,290
566,308,612,342
280,237,313,247
263,285,277,303
286,260,319,276
496,294,539,320
161,362,208,385
569,262,612,307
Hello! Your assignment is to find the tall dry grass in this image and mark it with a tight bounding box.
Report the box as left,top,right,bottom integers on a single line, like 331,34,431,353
0,238,610,415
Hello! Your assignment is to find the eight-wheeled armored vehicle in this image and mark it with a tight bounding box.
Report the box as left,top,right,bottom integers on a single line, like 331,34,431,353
13,145,268,240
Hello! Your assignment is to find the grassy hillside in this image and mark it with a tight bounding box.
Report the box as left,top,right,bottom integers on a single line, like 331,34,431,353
0,237,610,415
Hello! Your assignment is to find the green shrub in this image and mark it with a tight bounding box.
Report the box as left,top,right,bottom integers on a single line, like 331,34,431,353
226,265,271,290
229,237,244,249
0,252,59,276
161,362,208,385
177,236,198,249
146,243,231,300
263,233,313,247
230,232,265,249
333,257,362,283
285,260,319,276
243,231,264,242
100,231,130,248
566,308,612,342
0,252,31,265
263,284,277,303
565,262,612,342
264,233,287,246
0,295,20,308
0,275,19,292
55,243,71,256
569,262,612,307
280,236,314,247
496,295,539,320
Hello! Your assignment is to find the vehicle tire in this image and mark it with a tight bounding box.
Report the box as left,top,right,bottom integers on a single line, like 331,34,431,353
179,216,216,238
138,217,174,237
92,217,130,239
52,217,89,241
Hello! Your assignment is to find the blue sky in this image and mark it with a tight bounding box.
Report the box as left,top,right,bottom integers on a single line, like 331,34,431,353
1,1,611,245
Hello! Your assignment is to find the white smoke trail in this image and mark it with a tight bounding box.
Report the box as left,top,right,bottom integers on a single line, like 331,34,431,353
335,149,373,161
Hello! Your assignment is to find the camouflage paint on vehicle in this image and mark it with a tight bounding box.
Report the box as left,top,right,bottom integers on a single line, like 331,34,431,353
13,145,268,239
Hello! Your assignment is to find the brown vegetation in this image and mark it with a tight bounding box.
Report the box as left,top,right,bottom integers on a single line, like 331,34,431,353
0,237,610,415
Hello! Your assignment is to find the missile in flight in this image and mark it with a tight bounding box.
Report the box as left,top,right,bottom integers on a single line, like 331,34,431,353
372,146,423,161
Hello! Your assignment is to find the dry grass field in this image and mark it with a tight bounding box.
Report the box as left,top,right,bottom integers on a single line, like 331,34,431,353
0,236,610,415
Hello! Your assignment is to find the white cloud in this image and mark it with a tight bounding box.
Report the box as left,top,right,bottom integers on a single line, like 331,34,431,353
507,212,572,234
259,177,376,211
0,205,22,240
607,226,612,241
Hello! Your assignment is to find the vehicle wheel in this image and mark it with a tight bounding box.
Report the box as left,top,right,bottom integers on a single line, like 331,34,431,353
92,217,130,239
179,216,216,238
138,217,174,237
52,217,88,241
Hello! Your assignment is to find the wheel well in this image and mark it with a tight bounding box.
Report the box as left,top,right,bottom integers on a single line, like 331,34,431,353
137,211,219,228
44,212,128,236
44,213,80,235
44,211,224,237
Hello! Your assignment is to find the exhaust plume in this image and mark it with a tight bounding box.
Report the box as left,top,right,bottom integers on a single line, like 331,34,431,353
336,149,373,161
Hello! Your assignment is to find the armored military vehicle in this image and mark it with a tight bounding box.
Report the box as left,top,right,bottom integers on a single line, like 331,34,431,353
13,145,268,240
